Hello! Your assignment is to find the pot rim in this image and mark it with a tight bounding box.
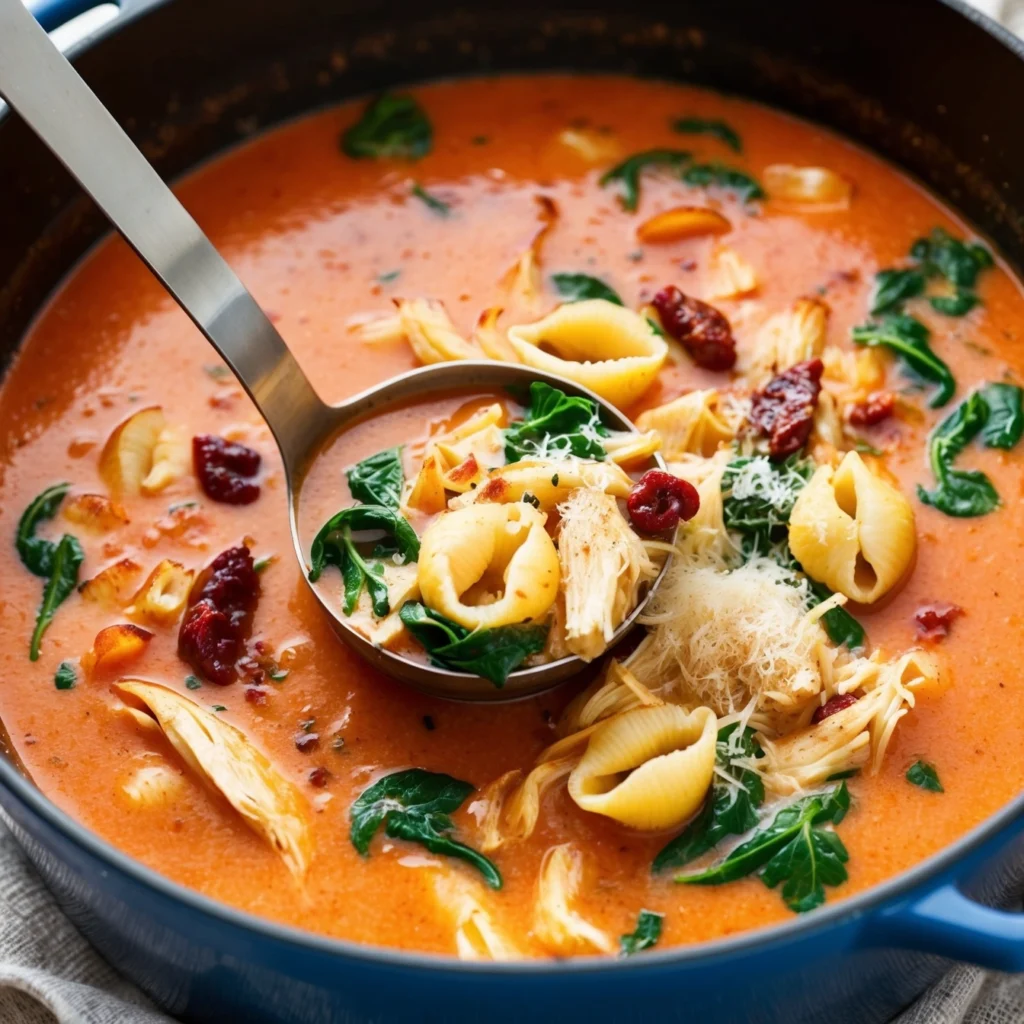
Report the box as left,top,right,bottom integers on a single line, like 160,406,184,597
3,0,1023,978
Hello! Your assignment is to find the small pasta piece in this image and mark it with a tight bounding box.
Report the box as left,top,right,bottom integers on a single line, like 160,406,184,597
79,558,143,607
556,127,622,165
405,449,448,514
396,298,480,364
82,623,153,676
706,245,759,299
125,559,195,626
558,489,657,661
533,844,615,955
141,427,191,495
63,493,129,532
433,873,523,961
417,503,559,630
746,298,829,385
636,206,731,244
100,406,167,495
507,300,668,408
636,389,745,459
121,761,184,808
116,679,311,878
473,307,519,363
568,704,717,830
450,458,633,511
789,451,916,604
764,164,853,209
601,429,662,466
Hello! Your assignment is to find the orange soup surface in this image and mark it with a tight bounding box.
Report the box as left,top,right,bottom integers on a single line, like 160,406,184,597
2,74,1023,958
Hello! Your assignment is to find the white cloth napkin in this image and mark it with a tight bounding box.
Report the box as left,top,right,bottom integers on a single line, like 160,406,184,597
3,1,1024,1021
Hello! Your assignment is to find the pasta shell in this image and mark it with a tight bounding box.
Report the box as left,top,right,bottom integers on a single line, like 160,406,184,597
789,451,916,604
558,489,657,662
449,458,633,511
417,503,559,630
141,427,191,495
507,300,668,408
395,298,480,364
533,844,614,956
601,429,662,466
125,559,195,626
746,298,829,385
405,449,448,514
100,406,167,495
568,704,717,830
115,679,311,878
636,389,745,459
706,245,759,299
764,164,852,209
473,307,520,363
83,624,153,676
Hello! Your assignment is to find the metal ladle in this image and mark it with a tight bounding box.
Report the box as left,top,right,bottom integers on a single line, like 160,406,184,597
0,0,671,701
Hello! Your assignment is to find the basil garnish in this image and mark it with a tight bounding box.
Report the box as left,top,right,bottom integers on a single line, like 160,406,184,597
620,909,664,956
349,768,501,888
599,148,691,212
346,447,404,510
504,382,608,463
550,273,624,306
671,116,741,152
54,660,77,691
906,760,943,793
678,783,850,914
852,314,955,408
341,93,432,161
398,602,548,687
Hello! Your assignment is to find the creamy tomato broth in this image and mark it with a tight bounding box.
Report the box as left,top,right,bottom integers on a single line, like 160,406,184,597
2,74,1024,958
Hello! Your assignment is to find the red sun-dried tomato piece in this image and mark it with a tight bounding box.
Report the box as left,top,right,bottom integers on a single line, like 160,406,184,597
178,545,260,685
627,469,700,533
750,358,824,459
651,285,737,371
193,434,262,505
811,693,859,724
914,602,963,642
848,391,896,427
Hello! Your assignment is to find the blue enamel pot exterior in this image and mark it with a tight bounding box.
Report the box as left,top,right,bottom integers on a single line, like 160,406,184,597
2,1,1024,1021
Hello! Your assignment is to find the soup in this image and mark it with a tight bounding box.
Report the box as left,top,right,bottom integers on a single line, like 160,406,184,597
2,73,1023,959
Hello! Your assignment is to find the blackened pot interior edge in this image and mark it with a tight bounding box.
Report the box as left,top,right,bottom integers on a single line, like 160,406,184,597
0,0,1022,1006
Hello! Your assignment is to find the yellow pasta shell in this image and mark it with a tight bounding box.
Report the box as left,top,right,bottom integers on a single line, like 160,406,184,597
789,450,916,604
507,300,668,407
417,503,560,629
568,704,717,830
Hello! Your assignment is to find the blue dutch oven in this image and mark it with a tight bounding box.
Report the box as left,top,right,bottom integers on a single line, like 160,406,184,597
2,1,1024,1021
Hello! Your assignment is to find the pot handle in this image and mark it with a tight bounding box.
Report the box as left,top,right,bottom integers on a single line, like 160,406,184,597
879,883,1024,972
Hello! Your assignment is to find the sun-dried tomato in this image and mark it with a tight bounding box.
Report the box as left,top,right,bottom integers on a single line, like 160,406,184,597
295,732,320,754
848,391,896,427
178,545,260,685
811,693,858,724
627,469,700,533
651,285,737,371
749,358,824,459
914,602,963,642
193,434,261,505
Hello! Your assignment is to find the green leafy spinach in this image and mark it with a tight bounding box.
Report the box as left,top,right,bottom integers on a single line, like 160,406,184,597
906,760,944,793
346,447,404,510
671,116,742,152
599,148,691,212
410,182,451,216
54,660,77,691
871,268,926,316
620,909,664,956
30,534,84,661
721,454,813,555
349,767,501,888
398,602,548,687
550,273,623,306
504,382,609,463
682,162,764,204
17,482,71,577
852,314,956,408
979,382,1024,449
341,94,432,160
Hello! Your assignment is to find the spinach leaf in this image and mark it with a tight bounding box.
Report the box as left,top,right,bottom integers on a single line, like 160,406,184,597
671,116,742,152
979,382,1024,449
906,760,944,793
346,447,404,510
678,783,850,913
349,768,501,888
654,724,764,873
917,391,1001,517
54,661,77,691
929,289,978,317
341,94,432,160
504,382,608,463
682,162,764,204
911,228,993,289
871,268,926,316
809,579,866,652
30,534,84,661
599,148,691,212
721,454,813,555
852,314,955,408
17,482,70,577
620,909,664,956
399,602,548,687
410,182,451,216
550,272,624,306
340,527,390,616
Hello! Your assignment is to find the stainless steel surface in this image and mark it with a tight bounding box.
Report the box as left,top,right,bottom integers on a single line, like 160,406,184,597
0,0,671,699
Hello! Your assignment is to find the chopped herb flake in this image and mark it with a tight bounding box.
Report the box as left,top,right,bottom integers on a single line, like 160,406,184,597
620,909,664,956
54,661,77,690
906,760,943,792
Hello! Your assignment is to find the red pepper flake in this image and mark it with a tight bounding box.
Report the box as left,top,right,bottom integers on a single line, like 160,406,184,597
651,285,737,371
627,469,700,533
308,767,330,788
848,391,896,427
177,545,260,685
812,693,859,724
294,732,320,754
914,602,963,642
244,685,269,706
193,434,261,505
749,358,824,459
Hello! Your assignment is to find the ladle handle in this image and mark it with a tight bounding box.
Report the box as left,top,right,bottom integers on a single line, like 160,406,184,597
0,0,331,472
